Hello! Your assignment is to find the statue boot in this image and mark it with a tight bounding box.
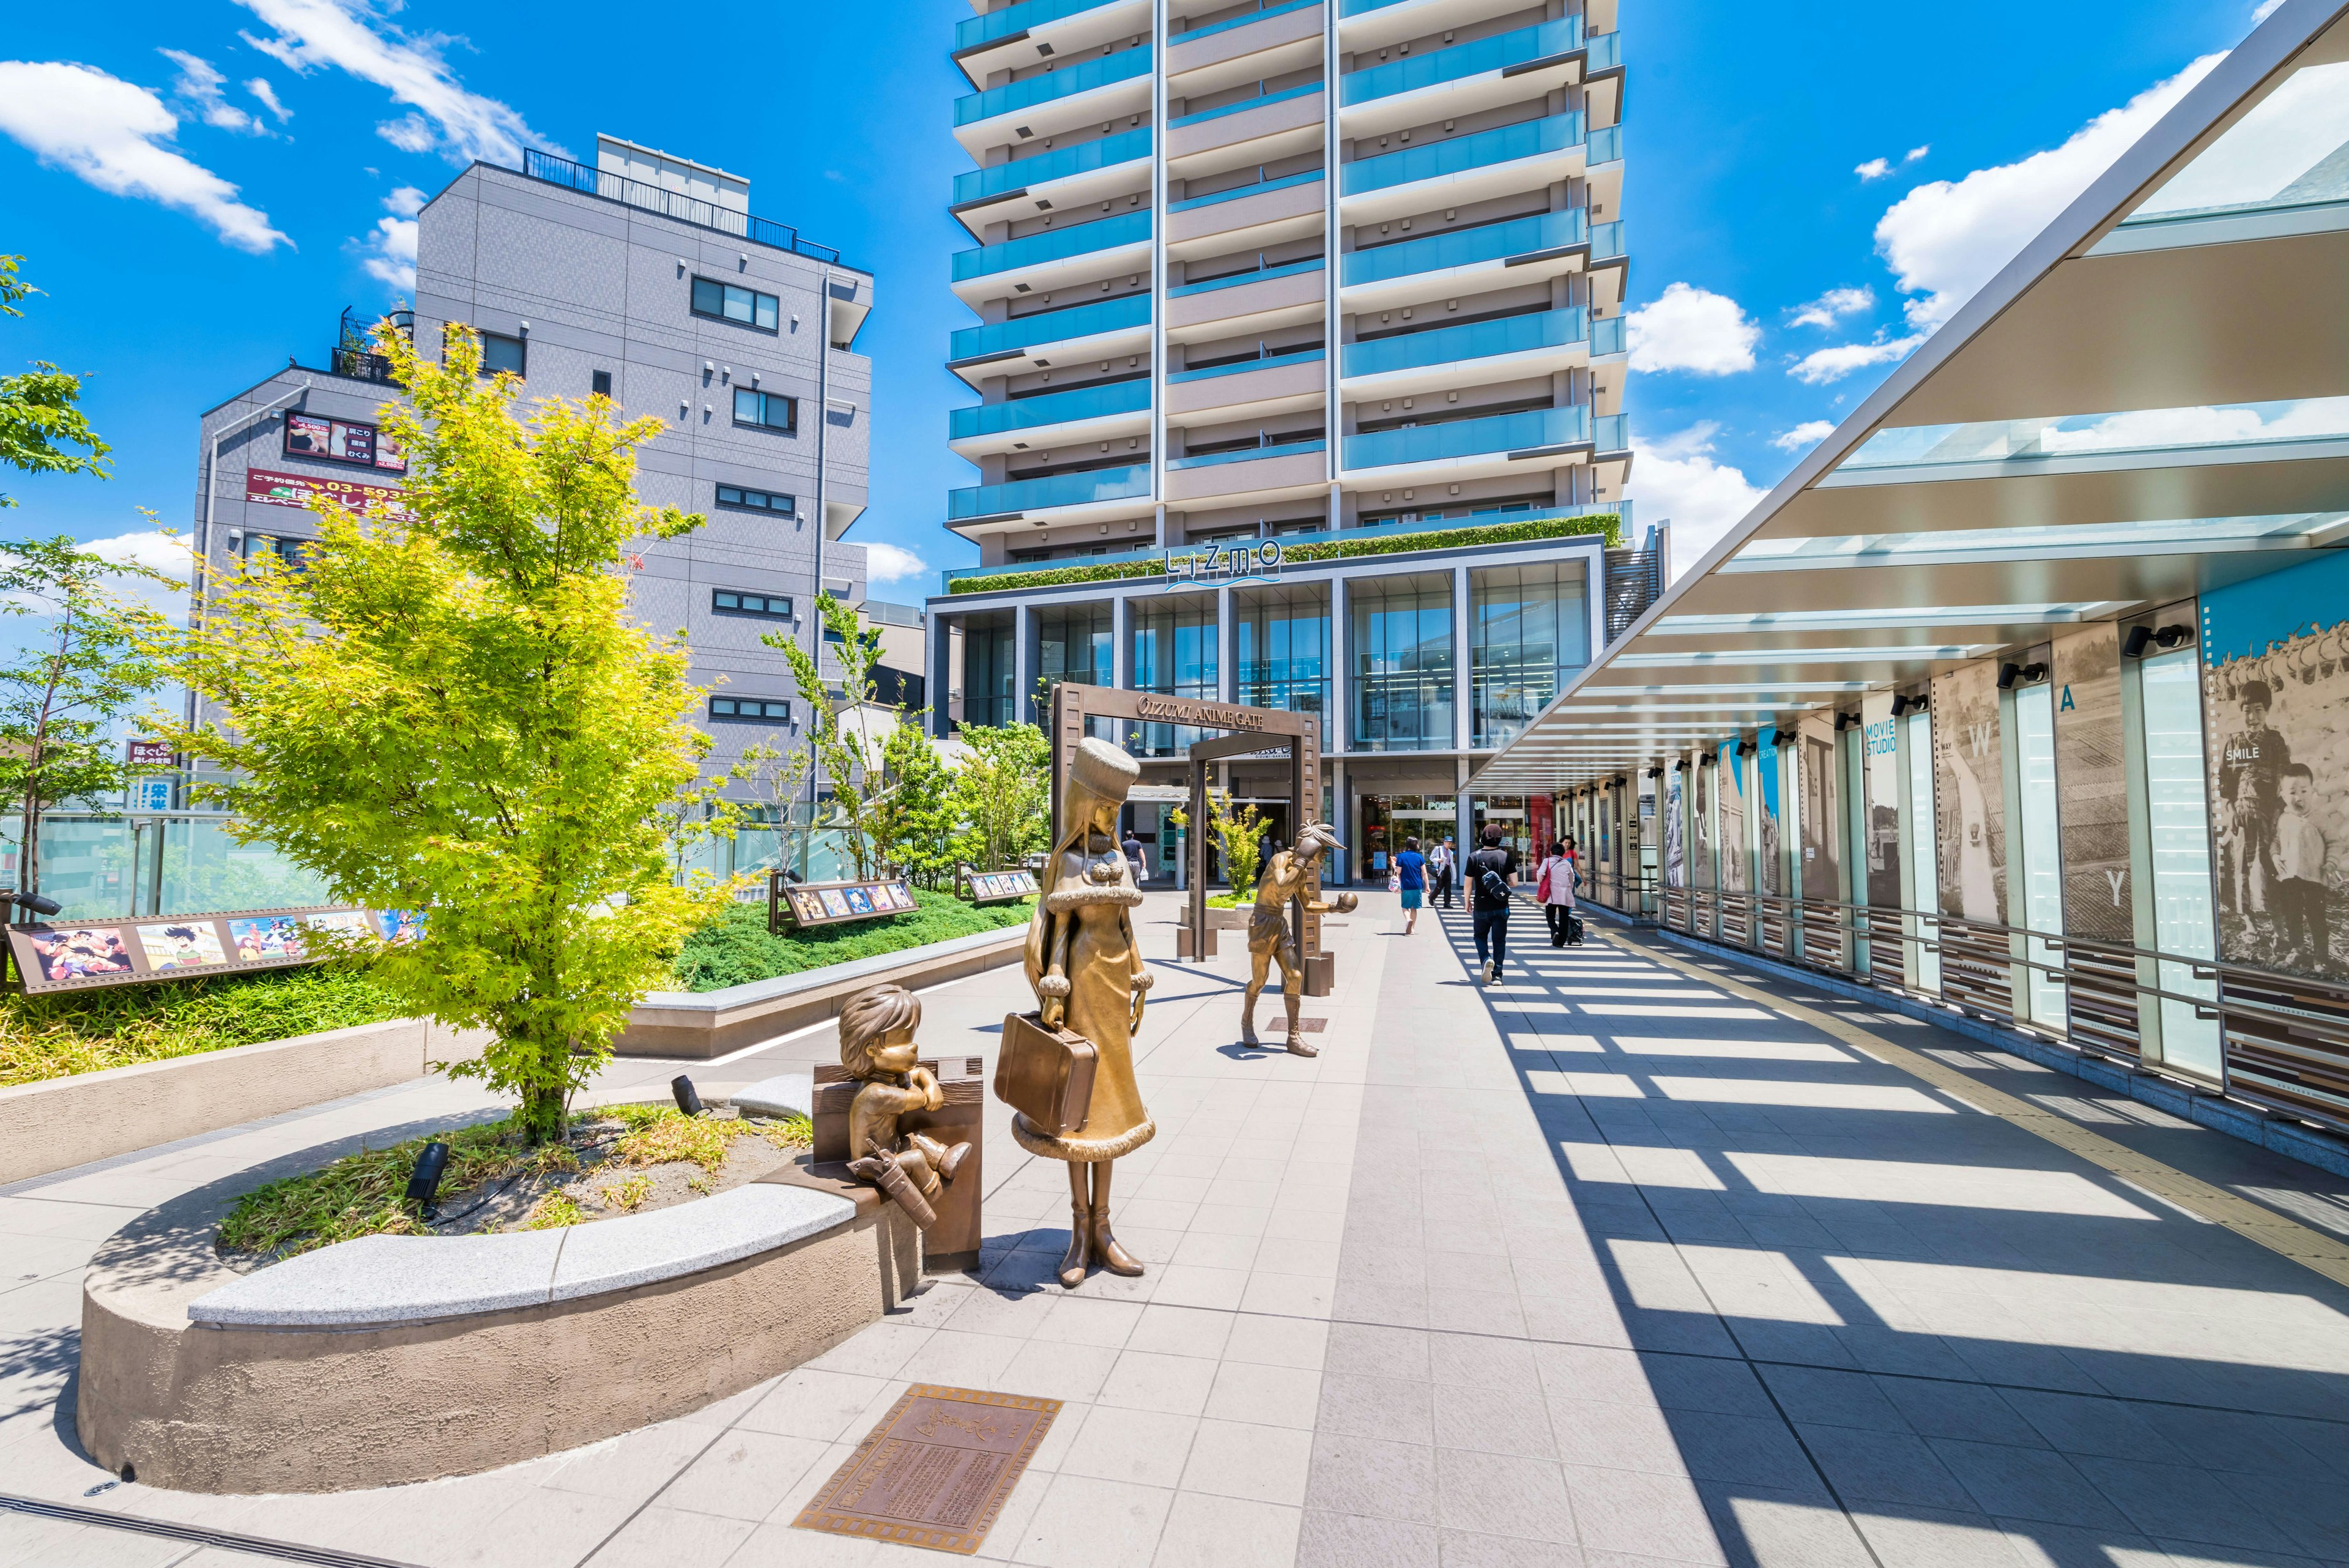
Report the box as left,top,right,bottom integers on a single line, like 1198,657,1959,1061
1088,1164,1144,1277
1283,989,1317,1058
1239,992,1262,1048
1059,1165,1092,1288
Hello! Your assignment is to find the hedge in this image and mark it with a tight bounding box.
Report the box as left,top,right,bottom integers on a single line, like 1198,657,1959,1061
946,512,1622,595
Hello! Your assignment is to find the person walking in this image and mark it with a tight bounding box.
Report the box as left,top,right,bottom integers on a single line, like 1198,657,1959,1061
1466,824,1517,983
1395,835,1427,935
1122,825,1147,888
1429,836,1455,908
1536,839,1580,946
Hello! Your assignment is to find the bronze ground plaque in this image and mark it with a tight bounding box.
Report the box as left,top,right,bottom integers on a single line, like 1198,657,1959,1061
792,1384,1059,1555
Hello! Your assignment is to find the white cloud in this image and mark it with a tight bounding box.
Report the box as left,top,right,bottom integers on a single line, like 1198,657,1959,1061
863,542,929,585
1626,283,1759,377
85,527,198,626
2254,0,2285,20
1789,333,1926,384
1771,420,1838,451
1624,425,1766,579
1876,54,2224,330
351,183,425,291
236,0,559,165
0,62,289,253
159,50,265,135
1787,286,1873,330
383,183,425,217
2036,395,2349,455
1855,157,1892,180
1905,144,1930,163
245,76,292,123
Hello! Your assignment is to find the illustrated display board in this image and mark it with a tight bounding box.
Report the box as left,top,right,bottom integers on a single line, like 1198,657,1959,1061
1932,661,2013,1017
1798,715,1845,968
283,412,407,473
1718,740,1749,942
770,875,918,932
2050,624,2140,1054
2201,550,2349,984
1663,764,1687,920
1693,748,1718,936
1860,693,1904,975
8,905,400,995
960,868,1038,904
1757,727,1787,954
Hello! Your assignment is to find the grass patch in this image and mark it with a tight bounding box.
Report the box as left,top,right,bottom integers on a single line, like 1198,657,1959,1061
217,1118,544,1257
0,965,410,1088
670,888,1031,992
521,1191,588,1230
1205,892,1253,908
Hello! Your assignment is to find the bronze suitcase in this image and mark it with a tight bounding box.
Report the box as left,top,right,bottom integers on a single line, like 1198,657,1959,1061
995,1011,1097,1136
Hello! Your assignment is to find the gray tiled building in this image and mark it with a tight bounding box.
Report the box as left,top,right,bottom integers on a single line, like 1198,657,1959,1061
190,135,877,784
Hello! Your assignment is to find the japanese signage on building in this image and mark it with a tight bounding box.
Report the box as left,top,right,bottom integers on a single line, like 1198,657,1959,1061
244,466,407,517
284,413,407,473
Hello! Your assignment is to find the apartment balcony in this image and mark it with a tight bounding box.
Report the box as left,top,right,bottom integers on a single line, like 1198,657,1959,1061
1590,310,1627,362
1341,19,1589,138
1341,113,1588,226
1342,208,1594,311
949,461,1153,531
952,127,1151,236
949,377,1152,458
1166,347,1326,422
1166,0,1324,100
952,46,1152,155
1167,256,1327,343
1341,307,1588,399
1165,439,1329,503
1167,83,1324,181
1338,0,1559,53
1167,169,1327,260
949,292,1152,382
954,0,1152,89
950,209,1152,306
1343,403,1612,485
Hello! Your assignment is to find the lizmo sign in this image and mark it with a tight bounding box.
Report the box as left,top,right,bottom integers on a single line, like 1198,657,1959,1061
1162,538,1280,590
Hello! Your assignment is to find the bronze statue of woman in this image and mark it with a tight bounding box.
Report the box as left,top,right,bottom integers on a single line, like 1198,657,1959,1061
1020,737,1156,1288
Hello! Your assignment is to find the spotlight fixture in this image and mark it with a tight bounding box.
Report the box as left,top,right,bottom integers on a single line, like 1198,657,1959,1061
2154,623,2190,649
1834,712,1859,731
672,1075,705,1117
2122,626,2154,660
1737,741,1757,757
7,890,62,916
1675,760,1691,772
1890,694,1911,716
2021,662,2049,684
1997,663,2022,690
406,1140,450,1218
1646,767,1664,779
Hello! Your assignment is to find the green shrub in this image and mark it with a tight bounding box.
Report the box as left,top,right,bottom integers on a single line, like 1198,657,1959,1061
669,888,1031,992
0,965,410,1088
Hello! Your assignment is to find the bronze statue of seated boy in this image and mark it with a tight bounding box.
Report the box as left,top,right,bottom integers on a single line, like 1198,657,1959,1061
838,983,970,1227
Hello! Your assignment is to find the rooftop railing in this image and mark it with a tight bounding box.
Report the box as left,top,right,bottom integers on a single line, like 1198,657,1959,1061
520,149,845,266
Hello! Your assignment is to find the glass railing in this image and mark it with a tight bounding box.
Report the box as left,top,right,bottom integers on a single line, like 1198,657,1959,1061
1590,218,1625,260
1338,0,1413,13
1587,31,1621,72
1342,209,1584,286
956,0,1125,53
1342,20,1582,105
950,292,1151,362
1169,81,1321,129
949,463,1153,519
1168,346,1324,382
1168,168,1324,212
1170,0,1317,44
952,209,1152,281
1343,113,1585,196
1595,413,1628,451
953,127,1151,207
1589,124,1622,165
1167,437,1326,469
951,378,1151,440
1343,404,1589,469
954,46,1151,127
1169,256,1325,296
1343,308,1586,378
1591,314,1626,356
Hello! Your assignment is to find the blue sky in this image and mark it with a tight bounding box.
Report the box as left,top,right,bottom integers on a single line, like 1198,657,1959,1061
0,0,2276,602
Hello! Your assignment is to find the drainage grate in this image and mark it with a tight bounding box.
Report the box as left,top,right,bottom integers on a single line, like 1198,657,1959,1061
0,1493,428,1568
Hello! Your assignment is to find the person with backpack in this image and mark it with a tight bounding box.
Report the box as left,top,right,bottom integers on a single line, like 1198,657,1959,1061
1395,835,1427,935
1467,824,1517,983
1535,839,1581,946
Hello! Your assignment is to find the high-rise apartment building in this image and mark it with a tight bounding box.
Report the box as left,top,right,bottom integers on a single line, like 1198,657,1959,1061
191,136,879,785
930,0,1635,882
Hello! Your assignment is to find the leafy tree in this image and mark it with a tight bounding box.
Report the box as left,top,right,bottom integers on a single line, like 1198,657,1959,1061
1170,787,1264,890
763,592,890,877
869,721,954,886
159,321,732,1142
729,736,812,875
0,537,171,897
949,721,1052,872
0,256,111,508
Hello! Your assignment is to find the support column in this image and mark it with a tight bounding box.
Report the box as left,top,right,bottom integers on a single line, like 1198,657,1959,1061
1111,593,1132,691
1452,563,1472,752
929,611,954,738
1014,603,1038,727
1328,756,1348,885
1217,583,1237,704
1456,756,1474,863
1329,572,1350,760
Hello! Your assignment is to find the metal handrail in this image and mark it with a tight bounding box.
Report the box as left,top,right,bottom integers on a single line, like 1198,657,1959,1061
520,149,845,266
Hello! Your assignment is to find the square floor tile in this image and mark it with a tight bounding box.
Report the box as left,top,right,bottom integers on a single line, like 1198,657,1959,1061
1061,1406,1201,1489
1203,1361,1322,1430
1179,1418,1315,1506
1011,1473,1174,1568
1099,1350,1222,1416
1149,1491,1301,1568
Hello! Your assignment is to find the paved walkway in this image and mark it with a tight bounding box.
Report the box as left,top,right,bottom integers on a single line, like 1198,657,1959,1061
6,893,2349,1567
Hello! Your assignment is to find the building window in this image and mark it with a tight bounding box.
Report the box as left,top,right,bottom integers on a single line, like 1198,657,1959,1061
1470,562,1587,748
1130,596,1219,756
1351,573,1454,753
1039,604,1112,696
709,696,792,724
239,533,315,571
591,370,612,396
1236,583,1329,742
716,483,796,516
692,277,781,333
960,612,1016,729
283,413,407,473
712,589,792,620
480,332,525,377
732,389,798,433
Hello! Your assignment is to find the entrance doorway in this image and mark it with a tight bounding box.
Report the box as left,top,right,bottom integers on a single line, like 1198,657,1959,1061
1359,794,1457,880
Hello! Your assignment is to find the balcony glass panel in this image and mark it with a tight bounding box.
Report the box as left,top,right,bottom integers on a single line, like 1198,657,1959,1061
1167,437,1326,470
1596,412,1628,451
1170,0,1318,44
1167,168,1324,212
1343,210,1585,286
1343,406,1589,470
1168,346,1324,383
954,127,1152,207
1338,0,1412,13
1589,124,1622,165
1345,308,1586,379
1591,219,1625,260
955,47,1151,127
1587,31,1621,72
951,379,1151,441
956,0,1123,53
949,463,1152,519
960,614,1017,729
1168,81,1321,129
1342,20,1583,105
1344,114,1583,196
951,293,1151,362
1168,256,1326,297
1351,573,1453,752
952,209,1152,281
1591,314,1627,357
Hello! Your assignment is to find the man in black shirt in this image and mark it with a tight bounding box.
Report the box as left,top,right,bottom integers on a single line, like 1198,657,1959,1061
1466,825,1517,984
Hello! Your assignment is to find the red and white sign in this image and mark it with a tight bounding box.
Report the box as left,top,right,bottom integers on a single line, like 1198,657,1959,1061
244,467,406,516
126,739,176,767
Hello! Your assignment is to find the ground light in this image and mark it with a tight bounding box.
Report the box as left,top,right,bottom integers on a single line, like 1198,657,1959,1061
406,1140,449,1218
672,1076,705,1116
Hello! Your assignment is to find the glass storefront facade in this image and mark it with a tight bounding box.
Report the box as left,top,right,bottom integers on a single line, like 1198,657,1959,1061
1235,584,1330,747
1130,594,1219,756
1471,562,1588,748
1351,573,1454,752
961,612,1015,727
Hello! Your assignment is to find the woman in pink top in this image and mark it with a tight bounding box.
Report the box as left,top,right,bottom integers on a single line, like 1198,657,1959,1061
1537,838,1581,947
